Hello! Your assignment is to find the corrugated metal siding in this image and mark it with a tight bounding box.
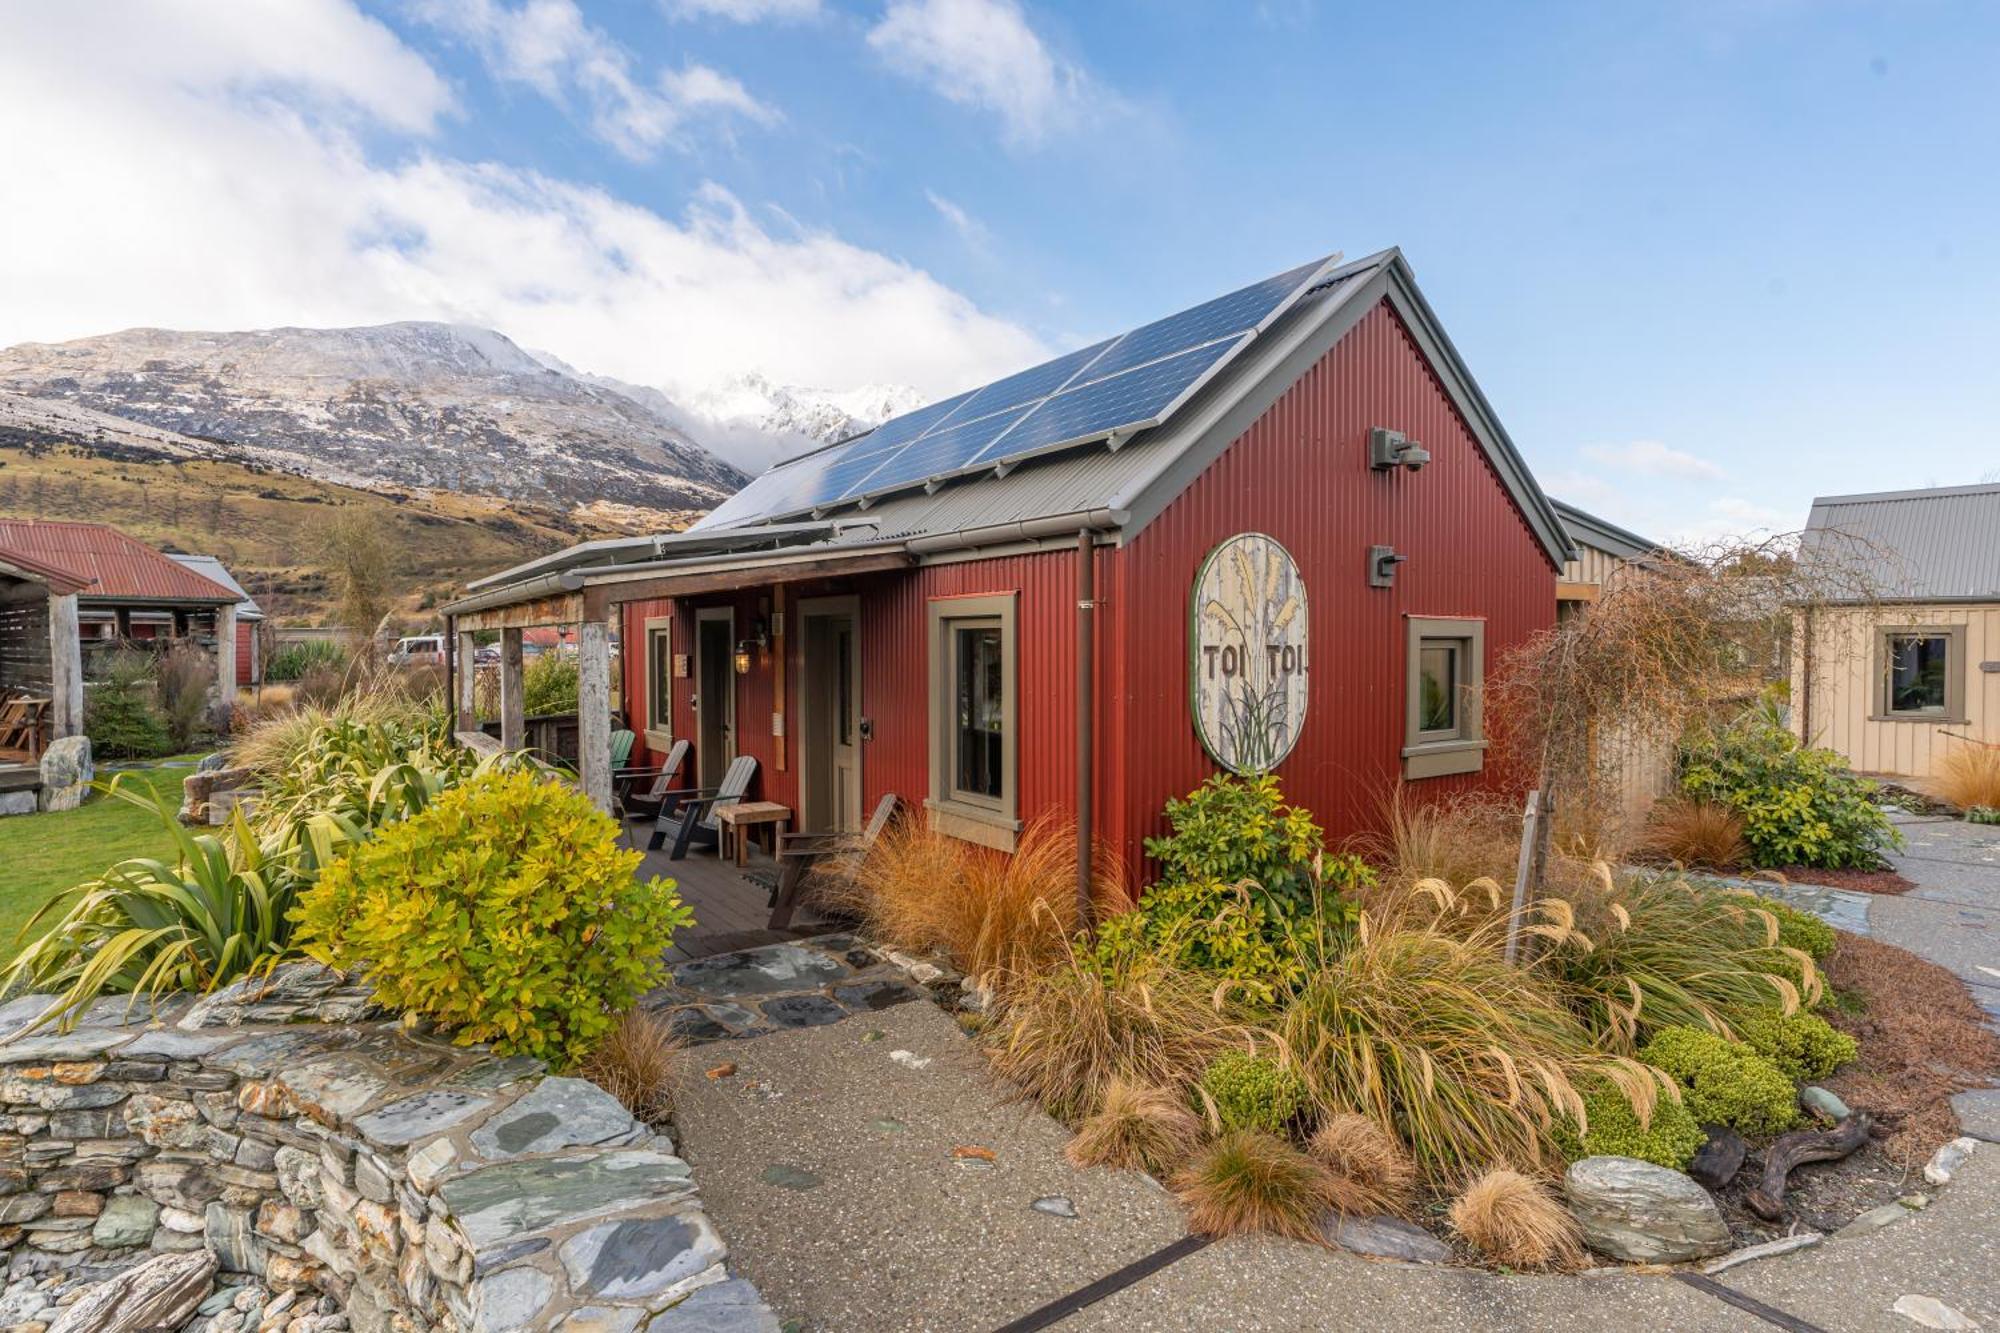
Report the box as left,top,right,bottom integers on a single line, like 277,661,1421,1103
0,520,236,603
1804,484,2000,601
1112,298,1556,869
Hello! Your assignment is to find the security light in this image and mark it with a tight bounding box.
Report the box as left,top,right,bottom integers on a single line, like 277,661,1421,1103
1369,427,1430,472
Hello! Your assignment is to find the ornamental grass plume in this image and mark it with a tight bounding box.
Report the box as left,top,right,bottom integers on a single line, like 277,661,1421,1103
1635,797,1749,870
1934,741,2000,811
577,1006,685,1123
1448,1167,1584,1271
1064,1078,1204,1177
1306,1112,1418,1217
1172,1130,1339,1242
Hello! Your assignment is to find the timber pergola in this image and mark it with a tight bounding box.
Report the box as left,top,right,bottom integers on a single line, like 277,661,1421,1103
439,528,912,811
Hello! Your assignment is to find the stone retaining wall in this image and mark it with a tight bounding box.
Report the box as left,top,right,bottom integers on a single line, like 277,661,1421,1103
0,968,776,1332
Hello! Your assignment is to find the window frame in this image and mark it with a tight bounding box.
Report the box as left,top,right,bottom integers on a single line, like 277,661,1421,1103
926,592,1020,851
642,615,674,751
1402,615,1487,780
1872,624,1967,723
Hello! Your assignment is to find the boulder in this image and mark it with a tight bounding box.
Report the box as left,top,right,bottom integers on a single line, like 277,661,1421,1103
47,1248,217,1333
179,765,250,825
1563,1155,1731,1263
38,736,93,813
1320,1213,1454,1263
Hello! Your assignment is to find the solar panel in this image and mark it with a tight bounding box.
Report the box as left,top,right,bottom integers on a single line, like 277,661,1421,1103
978,337,1246,464
690,251,1343,529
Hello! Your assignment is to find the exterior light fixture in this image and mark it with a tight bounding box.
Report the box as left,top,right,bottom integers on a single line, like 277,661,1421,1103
733,642,754,675
1368,545,1407,589
1368,427,1432,472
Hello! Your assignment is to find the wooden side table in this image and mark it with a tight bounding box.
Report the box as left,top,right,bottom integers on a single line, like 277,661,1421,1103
716,801,791,866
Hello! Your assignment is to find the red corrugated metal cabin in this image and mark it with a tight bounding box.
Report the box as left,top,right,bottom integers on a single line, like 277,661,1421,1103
446,249,1574,885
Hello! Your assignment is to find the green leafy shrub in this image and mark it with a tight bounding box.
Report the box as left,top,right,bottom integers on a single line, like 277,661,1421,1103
1734,1009,1858,1083
293,769,693,1064
83,651,171,759
1679,716,1900,869
1639,1025,1799,1136
523,651,580,716
1145,773,1329,915
1092,878,1300,999
3,780,303,1030
1553,1080,1705,1170
1751,896,1837,962
1197,1050,1306,1133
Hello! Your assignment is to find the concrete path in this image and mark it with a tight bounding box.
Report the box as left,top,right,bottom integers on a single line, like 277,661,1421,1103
1873,813,2000,1025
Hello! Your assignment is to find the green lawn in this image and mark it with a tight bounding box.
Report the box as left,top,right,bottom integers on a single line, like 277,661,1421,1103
0,762,192,958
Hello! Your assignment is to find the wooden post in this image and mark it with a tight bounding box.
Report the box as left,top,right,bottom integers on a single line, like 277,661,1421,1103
213,603,236,725
456,629,478,730
579,619,612,813
1503,788,1548,966
499,627,525,753
47,593,83,740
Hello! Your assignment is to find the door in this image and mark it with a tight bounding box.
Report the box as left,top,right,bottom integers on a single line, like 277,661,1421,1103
694,609,735,788
800,599,863,832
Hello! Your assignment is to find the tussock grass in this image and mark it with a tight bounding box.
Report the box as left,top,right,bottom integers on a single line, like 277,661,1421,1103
1307,1113,1418,1218
832,814,1124,987
1934,743,2000,812
577,1007,685,1123
1637,797,1748,869
1355,788,1524,898
230,686,435,777
1064,1079,1203,1176
1448,1167,1583,1270
1172,1130,1337,1241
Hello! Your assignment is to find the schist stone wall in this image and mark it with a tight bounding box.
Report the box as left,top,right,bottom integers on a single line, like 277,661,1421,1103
0,967,776,1332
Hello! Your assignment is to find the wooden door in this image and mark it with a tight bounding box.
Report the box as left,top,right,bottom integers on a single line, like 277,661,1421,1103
801,600,862,832
694,609,735,788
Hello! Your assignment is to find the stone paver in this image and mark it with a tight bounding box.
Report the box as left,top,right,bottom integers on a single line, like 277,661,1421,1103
648,934,940,1043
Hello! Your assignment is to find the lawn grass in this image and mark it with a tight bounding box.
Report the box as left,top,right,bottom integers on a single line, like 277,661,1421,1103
0,762,192,960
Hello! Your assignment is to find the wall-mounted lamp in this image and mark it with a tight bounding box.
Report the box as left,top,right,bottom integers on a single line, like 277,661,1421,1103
1368,545,1407,589
1368,427,1432,472
733,642,754,675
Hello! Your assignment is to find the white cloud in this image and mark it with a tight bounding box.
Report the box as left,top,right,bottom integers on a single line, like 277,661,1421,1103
924,189,990,250
867,0,1100,145
1580,439,1726,482
421,0,775,159
665,0,822,20
0,2,1045,405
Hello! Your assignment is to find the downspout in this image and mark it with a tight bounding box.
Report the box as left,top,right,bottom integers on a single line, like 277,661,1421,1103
1076,528,1095,928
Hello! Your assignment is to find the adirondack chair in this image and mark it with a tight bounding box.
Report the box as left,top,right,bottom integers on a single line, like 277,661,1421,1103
767,793,900,929
0,696,49,763
656,754,758,860
609,729,637,771
614,739,691,844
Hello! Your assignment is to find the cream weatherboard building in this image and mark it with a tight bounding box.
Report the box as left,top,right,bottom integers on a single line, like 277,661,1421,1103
1793,483,2000,780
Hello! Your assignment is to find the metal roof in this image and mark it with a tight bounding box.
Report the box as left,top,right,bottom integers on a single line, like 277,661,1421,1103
1803,482,2000,602
169,554,264,619
1551,500,1659,563
0,519,238,605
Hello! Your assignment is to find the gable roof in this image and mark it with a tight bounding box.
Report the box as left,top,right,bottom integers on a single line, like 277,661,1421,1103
169,554,264,620
0,519,238,605
689,249,1571,569
1803,482,2000,602
1551,500,1660,563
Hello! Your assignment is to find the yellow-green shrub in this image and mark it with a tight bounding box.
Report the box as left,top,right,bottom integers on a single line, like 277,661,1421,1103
1197,1050,1306,1133
1734,1009,1858,1082
1639,1025,1798,1136
293,769,693,1064
1553,1081,1705,1170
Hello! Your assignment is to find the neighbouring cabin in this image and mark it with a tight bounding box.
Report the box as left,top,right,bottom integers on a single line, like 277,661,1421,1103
0,519,241,781
1553,500,1662,620
169,552,266,687
445,248,1577,884
1794,483,2000,780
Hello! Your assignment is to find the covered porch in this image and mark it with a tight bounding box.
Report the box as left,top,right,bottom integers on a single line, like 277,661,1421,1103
0,550,88,773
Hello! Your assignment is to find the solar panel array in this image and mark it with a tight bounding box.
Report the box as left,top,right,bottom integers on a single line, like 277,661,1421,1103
696,253,1343,530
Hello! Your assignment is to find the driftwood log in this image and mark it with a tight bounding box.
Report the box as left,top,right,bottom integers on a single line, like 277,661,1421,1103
1745,1113,1872,1220
1689,1126,1749,1190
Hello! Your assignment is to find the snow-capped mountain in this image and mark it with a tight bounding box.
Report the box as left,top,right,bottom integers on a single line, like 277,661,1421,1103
0,323,747,515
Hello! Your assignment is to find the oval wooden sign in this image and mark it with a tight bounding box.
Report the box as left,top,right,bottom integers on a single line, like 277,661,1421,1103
1190,532,1309,773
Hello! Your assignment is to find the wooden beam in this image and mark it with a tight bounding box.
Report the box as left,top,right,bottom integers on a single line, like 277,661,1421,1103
499,627,525,753
214,603,237,723
1556,581,1600,603
453,591,586,633
581,551,911,619
455,630,478,730
578,619,612,813
47,593,83,741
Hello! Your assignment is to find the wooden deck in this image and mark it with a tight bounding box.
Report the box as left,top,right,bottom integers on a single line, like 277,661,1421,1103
626,819,839,963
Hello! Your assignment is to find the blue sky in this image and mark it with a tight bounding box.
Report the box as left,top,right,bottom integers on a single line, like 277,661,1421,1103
3,0,1996,542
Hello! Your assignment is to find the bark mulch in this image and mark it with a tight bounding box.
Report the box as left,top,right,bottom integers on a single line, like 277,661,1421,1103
1822,930,2000,1167
1766,865,1918,895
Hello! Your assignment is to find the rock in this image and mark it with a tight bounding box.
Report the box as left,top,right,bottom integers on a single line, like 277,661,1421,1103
273,1148,323,1210
1689,1126,1749,1190
1563,1156,1731,1263
351,1090,493,1150
1320,1213,1454,1264
91,1194,160,1248
557,1208,725,1304
124,1093,207,1149
37,738,93,813
467,1078,635,1161
888,1050,931,1071
1031,1196,1078,1219
466,1265,553,1333
1900,1193,1931,1211
759,1164,820,1191
205,1202,261,1274
644,1278,781,1333
405,1138,458,1194
0,790,36,816
178,963,348,1030
436,1150,694,1251
46,1248,217,1333
1800,1086,1851,1122
1701,1232,1823,1273
196,752,230,773
1924,1137,1977,1186
1891,1294,1980,1330
1837,1202,1910,1238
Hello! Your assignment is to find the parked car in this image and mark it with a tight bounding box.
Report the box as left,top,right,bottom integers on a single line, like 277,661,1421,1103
390,635,446,666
